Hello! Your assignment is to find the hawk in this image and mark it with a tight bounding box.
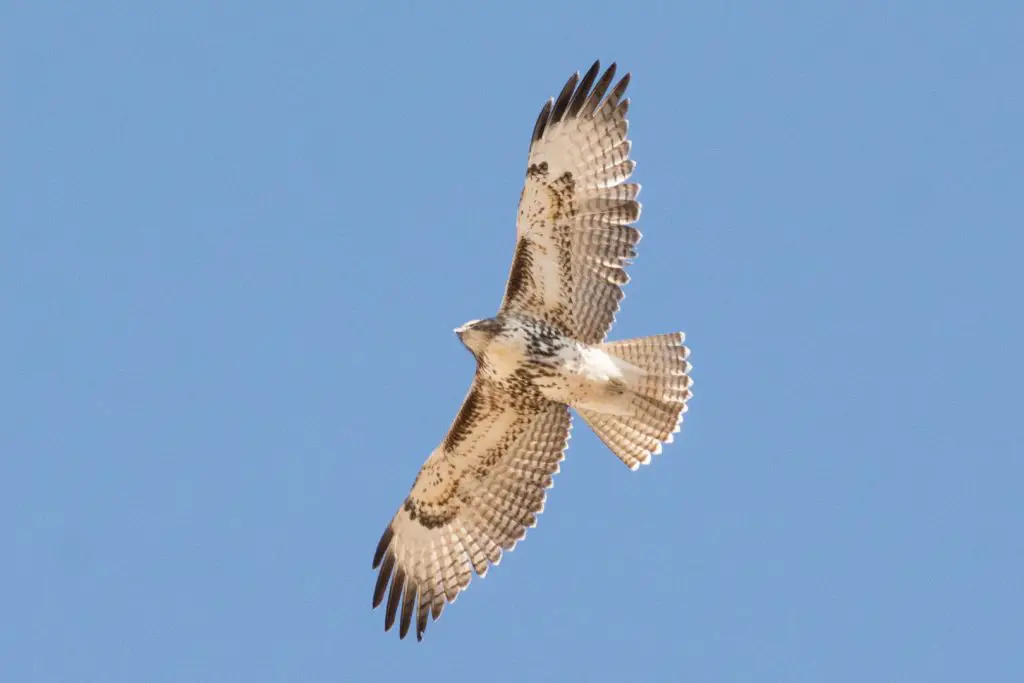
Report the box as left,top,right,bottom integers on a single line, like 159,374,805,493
372,61,693,641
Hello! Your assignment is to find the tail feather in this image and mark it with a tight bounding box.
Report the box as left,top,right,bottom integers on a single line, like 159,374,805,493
579,332,693,470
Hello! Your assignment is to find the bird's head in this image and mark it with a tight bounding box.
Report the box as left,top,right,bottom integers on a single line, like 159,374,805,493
455,317,503,356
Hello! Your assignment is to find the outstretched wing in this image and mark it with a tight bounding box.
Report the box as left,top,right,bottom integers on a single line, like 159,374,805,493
501,61,641,344
372,378,571,641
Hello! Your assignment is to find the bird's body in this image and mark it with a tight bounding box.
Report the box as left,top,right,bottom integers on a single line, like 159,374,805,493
460,313,636,414
372,61,694,640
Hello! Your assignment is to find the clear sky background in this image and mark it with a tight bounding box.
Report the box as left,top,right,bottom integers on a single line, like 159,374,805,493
3,2,1022,681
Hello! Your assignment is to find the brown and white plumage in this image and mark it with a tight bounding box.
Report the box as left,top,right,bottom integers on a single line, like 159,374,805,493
503,61,640,344
373,392,570,640
372,62,693,641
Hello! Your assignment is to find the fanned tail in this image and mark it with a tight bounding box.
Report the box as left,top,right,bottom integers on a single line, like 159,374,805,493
578,332,693,470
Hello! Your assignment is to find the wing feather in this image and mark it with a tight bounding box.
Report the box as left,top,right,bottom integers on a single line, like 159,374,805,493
501,61,642,343
566,61,601,118
372,378,571,640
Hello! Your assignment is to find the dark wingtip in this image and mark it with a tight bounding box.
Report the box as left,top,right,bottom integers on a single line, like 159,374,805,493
613,71,631,100
607,62,618,76
585,63,618,114
384,566,405,632
532,61,628,148
549,70,580,124
399,581,417,639
372,550,395,609
372,524,393,569
566,60,601,118
416,602,429,642
531,99,553,143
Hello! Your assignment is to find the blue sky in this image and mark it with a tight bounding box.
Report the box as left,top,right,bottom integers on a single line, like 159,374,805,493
3,2,1022,681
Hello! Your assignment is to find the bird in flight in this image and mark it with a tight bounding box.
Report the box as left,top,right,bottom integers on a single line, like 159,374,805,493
372,61,693,641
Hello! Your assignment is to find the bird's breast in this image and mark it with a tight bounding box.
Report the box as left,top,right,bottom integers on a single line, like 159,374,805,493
482,340,526,377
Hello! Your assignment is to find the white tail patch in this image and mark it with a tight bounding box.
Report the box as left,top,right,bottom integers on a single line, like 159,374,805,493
578,332,693,470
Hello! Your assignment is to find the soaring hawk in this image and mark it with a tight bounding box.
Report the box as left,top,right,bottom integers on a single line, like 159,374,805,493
372,61,693,641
